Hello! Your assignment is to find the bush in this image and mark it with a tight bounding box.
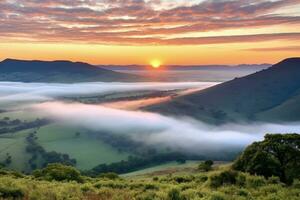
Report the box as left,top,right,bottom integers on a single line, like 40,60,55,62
198,160,214,172
143,184,159,191
233,134,300,184
237,189,248,197
292,179,300,189
168,188,183,200
0,186,24,199
267,176,281,184
98,172,119,180
210,192,226,200
33,163,82,182
246,176,266,188
209,170,238,188
195,175,208,183
236,173,246,187
173,176,193,184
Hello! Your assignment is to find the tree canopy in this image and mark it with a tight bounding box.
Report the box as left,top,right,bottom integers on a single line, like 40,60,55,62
33,163,82,182
233,134,300,184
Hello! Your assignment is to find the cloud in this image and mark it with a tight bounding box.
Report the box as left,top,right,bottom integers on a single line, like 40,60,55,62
32,101,300,155
1,0,300,45
245,46,300,52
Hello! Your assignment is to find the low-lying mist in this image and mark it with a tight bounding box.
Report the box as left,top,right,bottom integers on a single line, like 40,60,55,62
1,81,299,159
33,101,300,156
0,81,219,103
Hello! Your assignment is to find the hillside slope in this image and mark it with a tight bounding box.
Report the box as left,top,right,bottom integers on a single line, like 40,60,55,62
146,58,300,123
0,59,143,83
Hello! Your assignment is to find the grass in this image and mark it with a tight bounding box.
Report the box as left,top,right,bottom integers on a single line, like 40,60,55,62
0,109,45,121
121,161,200,177
36,124,130,170
0,119,131,171
0,129,33,172
1,163,300,200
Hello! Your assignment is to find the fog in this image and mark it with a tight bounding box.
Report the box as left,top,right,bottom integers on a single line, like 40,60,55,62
0,81,219,102
1,81,299,157
33,101,300,155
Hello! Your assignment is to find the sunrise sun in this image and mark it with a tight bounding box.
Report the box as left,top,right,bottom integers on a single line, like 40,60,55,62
150,60,161,69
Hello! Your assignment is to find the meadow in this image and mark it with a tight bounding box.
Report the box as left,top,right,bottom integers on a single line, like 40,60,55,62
0,161,300,200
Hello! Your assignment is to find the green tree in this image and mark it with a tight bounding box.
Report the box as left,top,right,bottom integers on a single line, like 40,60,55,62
33,163,83,182
198,160,214,172
233,134,300,184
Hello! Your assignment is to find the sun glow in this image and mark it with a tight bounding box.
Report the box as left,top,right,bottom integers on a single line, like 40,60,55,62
151,60,161,68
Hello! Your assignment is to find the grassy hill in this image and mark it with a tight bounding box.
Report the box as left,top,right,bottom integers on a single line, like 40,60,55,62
0,162,299,200
0,59,143,83
146,58,300,124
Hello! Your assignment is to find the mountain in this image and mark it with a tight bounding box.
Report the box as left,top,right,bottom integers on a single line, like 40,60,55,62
0,59,143,83
146,58,300,124
100,64,270,71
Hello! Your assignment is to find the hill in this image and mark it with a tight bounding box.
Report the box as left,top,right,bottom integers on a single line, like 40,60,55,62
146,58,300,124
0,59,143,83
100,64,270,71
0,162,299,200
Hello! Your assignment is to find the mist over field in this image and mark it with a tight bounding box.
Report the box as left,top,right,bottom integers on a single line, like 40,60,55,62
0,81,218,103
33,101,300,154
0,81,297,156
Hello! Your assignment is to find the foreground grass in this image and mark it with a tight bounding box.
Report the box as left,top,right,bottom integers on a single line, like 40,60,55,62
0,164,299,200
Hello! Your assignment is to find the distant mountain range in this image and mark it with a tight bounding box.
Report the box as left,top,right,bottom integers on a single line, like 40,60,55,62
100,64,271,71
146,58,300,124
0,59,143,83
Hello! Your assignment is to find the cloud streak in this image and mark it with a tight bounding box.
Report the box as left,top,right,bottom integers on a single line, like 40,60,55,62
245,46,300,51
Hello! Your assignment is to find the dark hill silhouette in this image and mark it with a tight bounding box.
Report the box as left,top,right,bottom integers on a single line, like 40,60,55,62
0,59,143,82
146,58,300,123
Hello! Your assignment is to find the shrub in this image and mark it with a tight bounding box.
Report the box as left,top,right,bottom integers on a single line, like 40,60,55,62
292,179,300,189
0,186,24,199
136,192,158,200
173,176,193,184
33,163,82,182
195,175,208,183
210,192,226,200
144,184,159,191
237,189,248,197
168,188,182,200
233,134,300,184
236,173,246,187
267,176,281,184
246,176,266,188
198,160,214,172
98,172,119,180
209,170,238,188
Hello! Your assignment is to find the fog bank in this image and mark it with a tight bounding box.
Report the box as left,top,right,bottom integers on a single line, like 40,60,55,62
33,102,300,154
0,81,219,102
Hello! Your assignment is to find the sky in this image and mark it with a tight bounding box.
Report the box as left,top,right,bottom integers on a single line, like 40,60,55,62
0,0,300,65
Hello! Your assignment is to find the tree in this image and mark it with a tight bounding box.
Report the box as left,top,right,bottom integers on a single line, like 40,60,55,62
33,163,83,182
233,134,300,184
198,160,214,172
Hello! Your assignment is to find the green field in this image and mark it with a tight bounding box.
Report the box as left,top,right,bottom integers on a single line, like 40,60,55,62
121,161,200,177
36,124,130,170
0,129,33,172
0,107,132,171
0,109,45,121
